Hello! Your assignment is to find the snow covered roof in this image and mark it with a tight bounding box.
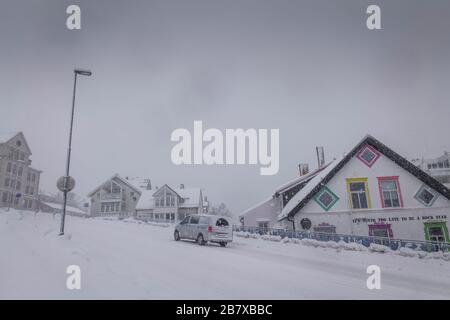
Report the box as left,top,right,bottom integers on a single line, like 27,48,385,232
0,132,19,143
278,158,342,220
173,187,202,208
41,201,87,215
135,189,155,210
275,163,332,195
239,196,274,217
278,134,450,221
123,177,151,191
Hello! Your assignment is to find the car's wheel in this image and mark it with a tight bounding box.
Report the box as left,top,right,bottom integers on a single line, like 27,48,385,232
174,230,180,241
197,234,205,246
219,242,227,247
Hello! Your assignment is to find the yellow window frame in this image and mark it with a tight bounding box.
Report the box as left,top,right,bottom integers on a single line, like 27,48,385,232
346,177,372,209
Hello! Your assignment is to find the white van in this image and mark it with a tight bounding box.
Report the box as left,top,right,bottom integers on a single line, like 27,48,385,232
174,214,233,247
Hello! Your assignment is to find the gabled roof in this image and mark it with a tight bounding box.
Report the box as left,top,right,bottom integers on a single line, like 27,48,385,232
278,135,450,221
0,132,32,155
87,174,144,197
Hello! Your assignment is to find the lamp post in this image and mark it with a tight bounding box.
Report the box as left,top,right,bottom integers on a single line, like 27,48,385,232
59,69,92,236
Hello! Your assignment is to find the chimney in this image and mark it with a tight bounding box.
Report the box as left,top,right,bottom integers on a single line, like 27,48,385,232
180,184,185,189
298,163,309,176
316,146,325,168
145,179,152,190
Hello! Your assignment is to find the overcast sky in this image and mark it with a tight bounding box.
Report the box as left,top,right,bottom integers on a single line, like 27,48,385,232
1,0,449,214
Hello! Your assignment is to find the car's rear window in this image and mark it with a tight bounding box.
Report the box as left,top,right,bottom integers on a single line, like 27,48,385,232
216,218,229,227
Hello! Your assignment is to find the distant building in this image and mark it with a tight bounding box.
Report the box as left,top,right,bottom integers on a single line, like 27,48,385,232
241,135,450,243
0,132,42,211
39,201,88,217
87,174,151,218
135,184,204,223
412,152,450,187
38,192,88,217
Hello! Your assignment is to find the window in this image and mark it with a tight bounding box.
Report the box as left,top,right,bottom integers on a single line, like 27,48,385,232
171,197,175,206
18,167,23,176
377,176,403,208
314,186,339,211
356,145,380,167
258,221,269,229
32,174,36,182
16,181,21,191
4,178,10,187
6,162,11,173
12,164,17,174
190,216,200,224
347,178,371,209
369,223,393,238
27,173,31,181
216,218,229,227
2,192,8,203
414,184,439,207
29,187,34,195
424,222,449,243
180,216,190,224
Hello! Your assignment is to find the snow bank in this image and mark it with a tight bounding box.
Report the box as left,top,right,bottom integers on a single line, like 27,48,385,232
235,231,450,261
96,217,171,228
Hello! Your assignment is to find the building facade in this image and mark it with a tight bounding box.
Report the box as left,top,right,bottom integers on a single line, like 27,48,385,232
412,152,450,188
241,135,450,243
0,132,42,211
135,184,204,223
87,174,150,218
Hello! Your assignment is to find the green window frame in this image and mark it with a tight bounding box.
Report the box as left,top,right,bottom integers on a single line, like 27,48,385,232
314,186,339,211
424,222,449,243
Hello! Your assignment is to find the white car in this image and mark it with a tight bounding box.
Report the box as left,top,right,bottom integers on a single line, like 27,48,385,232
174,214,233,247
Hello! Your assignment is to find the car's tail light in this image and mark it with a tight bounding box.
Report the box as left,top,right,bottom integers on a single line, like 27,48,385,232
208,225,213,233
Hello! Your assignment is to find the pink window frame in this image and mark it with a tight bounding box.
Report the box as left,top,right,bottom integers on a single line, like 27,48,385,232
368,223,394,238
356,144,381,167
377,176,404,208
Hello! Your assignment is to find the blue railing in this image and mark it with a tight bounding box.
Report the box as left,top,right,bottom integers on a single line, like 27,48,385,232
233,225,450,253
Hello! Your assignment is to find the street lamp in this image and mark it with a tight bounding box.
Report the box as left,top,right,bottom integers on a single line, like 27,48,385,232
59,68,92,236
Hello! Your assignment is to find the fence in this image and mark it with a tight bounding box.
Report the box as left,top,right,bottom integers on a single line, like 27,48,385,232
233,225,450,253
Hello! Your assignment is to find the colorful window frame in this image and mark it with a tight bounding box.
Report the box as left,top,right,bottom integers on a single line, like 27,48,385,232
414,184,439,207
346,178,372,209
369,223,394,238
377,176,404,208
313,186,339,211
356,144,381,168
424,222,449,243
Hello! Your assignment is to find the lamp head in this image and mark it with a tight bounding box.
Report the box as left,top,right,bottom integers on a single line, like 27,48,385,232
74,69,92,76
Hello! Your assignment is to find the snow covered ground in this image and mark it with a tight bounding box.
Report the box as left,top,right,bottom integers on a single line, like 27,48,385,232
1,210,449,299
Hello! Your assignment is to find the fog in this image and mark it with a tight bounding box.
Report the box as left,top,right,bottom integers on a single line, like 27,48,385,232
1,0,449,214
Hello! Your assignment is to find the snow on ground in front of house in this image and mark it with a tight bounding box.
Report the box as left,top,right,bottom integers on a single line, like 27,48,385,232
1,210,449,299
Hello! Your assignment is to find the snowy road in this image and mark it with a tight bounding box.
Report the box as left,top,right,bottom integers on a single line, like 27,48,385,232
1,210,449,299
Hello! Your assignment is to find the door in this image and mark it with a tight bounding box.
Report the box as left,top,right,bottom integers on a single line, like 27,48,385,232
178,216,190,238
188,215,200,239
